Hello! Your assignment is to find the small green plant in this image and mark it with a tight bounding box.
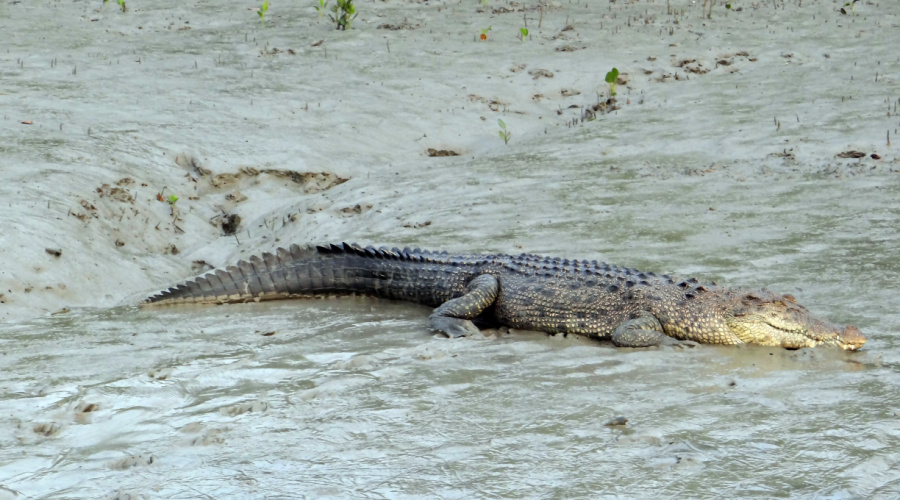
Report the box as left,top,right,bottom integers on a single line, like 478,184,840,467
167,195,179,205
480,25,492,41
841,0,859,14
605,67,619,97
330,0,357,30
520,27,529,42
257,0,269,24
314,0,329,17
117,0,126,12
257,0,269,23
498,119,511,145
725,2,732,9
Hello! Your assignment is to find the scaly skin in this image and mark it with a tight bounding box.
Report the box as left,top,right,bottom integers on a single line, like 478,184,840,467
143,243,866,350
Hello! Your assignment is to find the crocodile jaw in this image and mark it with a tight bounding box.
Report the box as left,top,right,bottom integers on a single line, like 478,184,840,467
725,317,865,350
724,291,866,350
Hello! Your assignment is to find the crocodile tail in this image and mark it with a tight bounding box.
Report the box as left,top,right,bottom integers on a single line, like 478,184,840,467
142,242,464,307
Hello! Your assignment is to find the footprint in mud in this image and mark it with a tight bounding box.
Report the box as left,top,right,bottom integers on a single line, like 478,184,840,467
181,423,227,446
190,429,226,446
32,422,62,437
107,454,155,470
339,203,373,216
220,398,269,417
102,490,145,500
74,401,100,424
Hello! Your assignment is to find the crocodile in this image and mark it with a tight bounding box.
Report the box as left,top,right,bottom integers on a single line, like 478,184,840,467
143,243,866,350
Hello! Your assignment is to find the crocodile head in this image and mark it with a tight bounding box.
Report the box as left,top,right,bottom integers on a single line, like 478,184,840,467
725,290,866,350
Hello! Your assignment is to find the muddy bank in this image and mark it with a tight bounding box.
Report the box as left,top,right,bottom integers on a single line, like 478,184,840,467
1,0,899,497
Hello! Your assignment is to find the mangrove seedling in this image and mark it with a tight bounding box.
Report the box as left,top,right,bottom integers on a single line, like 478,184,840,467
167,195,179,206
314,0,329,17
480,25,492,41
498,119,511,145
330,0,357,30
520,27,529,42
117,0,126,12
605,67,619,97
841,0,859,14
258,0,269,23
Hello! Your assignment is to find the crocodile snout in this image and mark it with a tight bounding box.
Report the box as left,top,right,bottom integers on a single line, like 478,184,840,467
840,325,866,350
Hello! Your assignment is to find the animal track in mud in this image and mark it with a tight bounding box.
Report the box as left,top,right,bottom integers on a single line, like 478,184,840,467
175,154,349,194
220,399,269,417
107,454,155,470
208,168,348,194
340,203,373,216
650,51,756,81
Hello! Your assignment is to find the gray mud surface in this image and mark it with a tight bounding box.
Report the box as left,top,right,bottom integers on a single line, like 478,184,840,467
1,0,899,497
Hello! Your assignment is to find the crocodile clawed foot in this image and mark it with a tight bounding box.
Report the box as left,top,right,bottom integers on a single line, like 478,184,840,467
429,315,481,338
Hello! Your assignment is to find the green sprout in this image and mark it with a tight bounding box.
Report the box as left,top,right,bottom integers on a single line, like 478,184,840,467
726,3,732,9
258,0,269,23
314,0,329,17
605,67,619,97
117,0,126,12
841,0,859,14
520,27,529,42
167,195,179,205
480,25,492,41
498,119,511,145
330,0,357,30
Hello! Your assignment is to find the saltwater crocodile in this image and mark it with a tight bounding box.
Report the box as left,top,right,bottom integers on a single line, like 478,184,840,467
143,243,866,350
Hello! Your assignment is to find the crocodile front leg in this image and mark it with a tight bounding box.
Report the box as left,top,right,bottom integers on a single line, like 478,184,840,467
611,312,699,348
429,274,499,338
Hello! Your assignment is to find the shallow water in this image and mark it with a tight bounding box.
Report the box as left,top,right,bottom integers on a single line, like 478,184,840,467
2,0,900,497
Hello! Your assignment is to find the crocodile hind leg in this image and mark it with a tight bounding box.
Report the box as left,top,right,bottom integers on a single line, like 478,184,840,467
611,312,699,348
429,274,499,338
